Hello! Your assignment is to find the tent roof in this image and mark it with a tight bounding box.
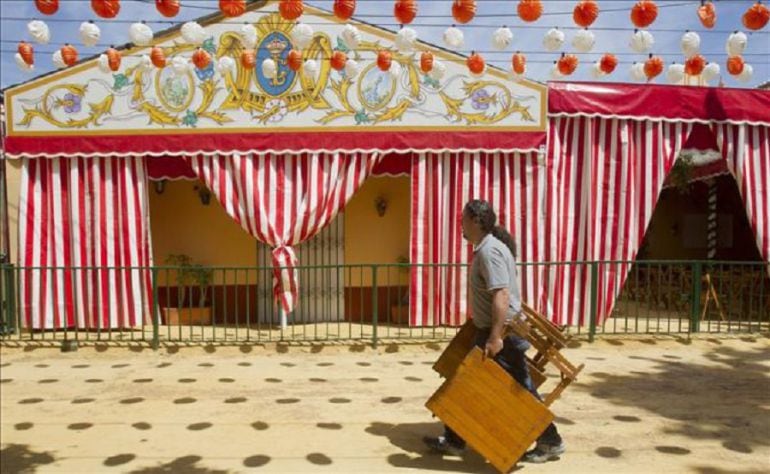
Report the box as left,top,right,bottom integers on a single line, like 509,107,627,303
549,81,770,126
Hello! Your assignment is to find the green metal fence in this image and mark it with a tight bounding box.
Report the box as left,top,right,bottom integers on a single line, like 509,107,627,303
0,260,767,346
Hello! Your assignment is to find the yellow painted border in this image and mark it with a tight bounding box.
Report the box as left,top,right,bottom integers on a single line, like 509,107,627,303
4,0,547,137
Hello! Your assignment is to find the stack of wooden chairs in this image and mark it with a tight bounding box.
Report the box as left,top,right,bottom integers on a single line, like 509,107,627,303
426,303,584,473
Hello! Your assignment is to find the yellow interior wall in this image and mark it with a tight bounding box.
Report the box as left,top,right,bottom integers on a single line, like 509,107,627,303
344,176,411,287
149,180,258,285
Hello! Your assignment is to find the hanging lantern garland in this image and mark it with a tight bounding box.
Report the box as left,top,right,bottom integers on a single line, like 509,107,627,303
420,51,434,73
643,54,664,81
518,0,543,23
573,0,599,28
685,54,706,76
241,49,256,69
287,49,303,71
35,0,58,15
557,53,579,76
156,0,180,18
726,31,748,56
697,1,716,29
743,1,769,30
492,26,513,50
151,46,166,68
599,53,617,74
60,43,78,67
129,21,154,46
394,0,418,25
16,41,34,71
726,55,745,75
631,0,658,29
330,50,347,71
79,20,101,47
452,0,477,24
512,51,526,76
219,0,246,18
680,30,701,58
334,0,356,21
466,51,485,75
377,50,393,71
92,0,121,19
192,47,211,70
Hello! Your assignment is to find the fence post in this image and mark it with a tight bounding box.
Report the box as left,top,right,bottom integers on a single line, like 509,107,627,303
151,267,160,350
371,265,378,349
690,261,702,334
588,262,599,343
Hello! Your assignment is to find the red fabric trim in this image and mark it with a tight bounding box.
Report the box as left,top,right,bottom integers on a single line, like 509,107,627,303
548,81,770,125
146,157,197,180
4,131,546,158
371,152,412,176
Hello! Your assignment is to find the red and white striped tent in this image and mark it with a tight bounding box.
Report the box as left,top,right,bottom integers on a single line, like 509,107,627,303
1,3,547,330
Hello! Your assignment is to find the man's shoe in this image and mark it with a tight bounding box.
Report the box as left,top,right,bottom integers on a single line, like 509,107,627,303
521,442,566,463
422,436,465,456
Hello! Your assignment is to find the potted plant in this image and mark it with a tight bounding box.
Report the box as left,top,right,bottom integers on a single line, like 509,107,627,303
163,254,214,326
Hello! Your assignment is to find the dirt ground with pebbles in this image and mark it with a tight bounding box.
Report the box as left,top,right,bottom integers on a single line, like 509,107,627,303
1,336,769,474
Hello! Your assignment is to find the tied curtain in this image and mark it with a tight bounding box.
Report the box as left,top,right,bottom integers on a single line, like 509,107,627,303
409,151,546,326
19,157,153,329
186,152,380,314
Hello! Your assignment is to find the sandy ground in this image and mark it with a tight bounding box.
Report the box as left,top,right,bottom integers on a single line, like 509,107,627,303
1,336,769,474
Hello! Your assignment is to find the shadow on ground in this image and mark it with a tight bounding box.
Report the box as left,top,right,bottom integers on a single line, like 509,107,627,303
0,444,57,473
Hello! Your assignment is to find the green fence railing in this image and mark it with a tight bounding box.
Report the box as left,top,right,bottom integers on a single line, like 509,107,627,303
0,260,768,346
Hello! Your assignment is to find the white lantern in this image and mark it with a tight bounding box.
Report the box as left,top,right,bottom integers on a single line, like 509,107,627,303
666,63,685,84
429,60,447,81
543,28,565,52
737,63,753,83
129,22,154,46
138,54,152,70
550,62,564,79
590,61,605,79
181,22,206,46
680,31,701,58
629,29,654,53
492,26,513,50
395,27,418,53
726,31,747,57
443,26,464,49
702,62,720,82
341,24,361,50
572,29,595,53
389,60,402,79
292,23,314,49
27,20,51,45
344,59,360,78
303,59,319,78
15,53,34,72
262,58,277,80
216,56,236,75
97,54,111,74
52,49,66,69
630,62,647,81
172,56,191,75
79,21,101,47
240,23,258,49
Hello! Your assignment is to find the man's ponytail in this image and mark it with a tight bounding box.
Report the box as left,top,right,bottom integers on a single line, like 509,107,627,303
491,226,517,259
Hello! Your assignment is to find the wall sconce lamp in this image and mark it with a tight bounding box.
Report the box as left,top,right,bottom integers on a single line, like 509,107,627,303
375,195,388,217
194,185,212,206
153,179,166,194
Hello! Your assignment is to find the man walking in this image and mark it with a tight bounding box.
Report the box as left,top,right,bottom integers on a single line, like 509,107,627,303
423,199,565,464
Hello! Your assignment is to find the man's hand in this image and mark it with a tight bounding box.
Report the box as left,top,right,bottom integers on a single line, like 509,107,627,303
484,337,504,360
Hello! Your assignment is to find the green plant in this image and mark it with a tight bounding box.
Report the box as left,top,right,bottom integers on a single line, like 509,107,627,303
669,152,695,195
165,254,213,307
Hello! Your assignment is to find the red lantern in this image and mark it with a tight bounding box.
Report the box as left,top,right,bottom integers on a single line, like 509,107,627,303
287,49,303,71
219,0,246,17
467,52,485,75
18,41,34,66
573,0,599,28
334,0,356,20
643,54,663,80
91,0,121,19
394,0,418,25
420,51,434,73
517,0,543,23
685,54,706,75
697,1,716,29
726,55,745,75
452,0,477,24
241,50,256,69
106,47,121,71
631,0,658,28
35,0,59,15
155,0,180,17
512,52,526,75
377,50,392,71
330,51,347,71
151,46,166,68
192,48,211,70
279,0,304,21
557,53,578,76
61,44,78,67
599,53,617,74
743,1,769,30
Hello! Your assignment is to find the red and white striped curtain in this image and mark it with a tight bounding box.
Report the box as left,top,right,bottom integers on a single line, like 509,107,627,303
712,123,770,264
187,152,380,314
19,157,154,329
409,151,545,326
545,116,692,325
